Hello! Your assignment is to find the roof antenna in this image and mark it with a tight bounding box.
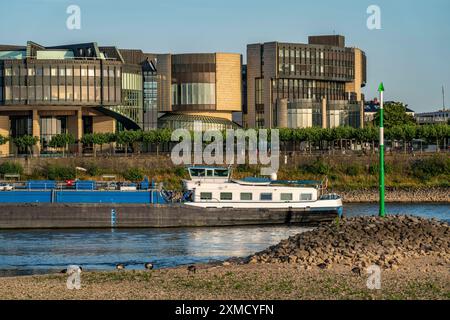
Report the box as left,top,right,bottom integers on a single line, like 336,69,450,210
442,85,446,111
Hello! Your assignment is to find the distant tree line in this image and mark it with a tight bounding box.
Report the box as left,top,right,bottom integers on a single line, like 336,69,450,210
0,124,449,156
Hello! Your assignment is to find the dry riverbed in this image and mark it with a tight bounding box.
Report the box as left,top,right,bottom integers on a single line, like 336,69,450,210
0,257,448,300
0,216,449,300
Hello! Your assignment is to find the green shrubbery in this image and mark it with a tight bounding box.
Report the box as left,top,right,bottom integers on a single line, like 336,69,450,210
122,168,144,181
0,161,24,176
411,156,450,180
302,160,331,175
45,165,76,180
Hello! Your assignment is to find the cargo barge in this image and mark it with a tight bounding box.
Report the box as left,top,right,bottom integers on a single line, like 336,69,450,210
0,167,343,229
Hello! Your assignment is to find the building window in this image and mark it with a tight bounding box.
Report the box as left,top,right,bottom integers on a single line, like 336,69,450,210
260,193,273,201
220,192,233,201
200,192,213,200
240,193,253,201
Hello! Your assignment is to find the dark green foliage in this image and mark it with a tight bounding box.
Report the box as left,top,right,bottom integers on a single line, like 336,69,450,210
0,161,24,175
173,166,186,177
45,165,76,180
369,163,392,175
122,167,144,181
49,133,76,149
13,135,39,155
411,156,450,180
86,163,101,177
0,135,9,146
345,164,362,176
373,102,416,128
302,160,331,175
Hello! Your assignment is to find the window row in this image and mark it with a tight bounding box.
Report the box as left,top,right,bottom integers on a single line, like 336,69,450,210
199,192,313,201
2,65,121,78
3,84,120,103
278,63,354,78
172,83,216,106
278,47,353,63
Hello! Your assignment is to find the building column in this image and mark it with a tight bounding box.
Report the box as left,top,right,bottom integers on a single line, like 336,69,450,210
321,97,327,129
277,98,288,128
32,109,41,156
0,116,10,156
359,100,365,129
76,109,83,153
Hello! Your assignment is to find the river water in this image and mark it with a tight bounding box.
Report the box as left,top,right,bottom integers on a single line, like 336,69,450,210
0,203,448,276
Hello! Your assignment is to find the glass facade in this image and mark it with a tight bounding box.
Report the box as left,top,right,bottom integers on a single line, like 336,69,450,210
143,70,158,130
171,54,217,112
40,116,67,150
287,100,322,128
248,40,365,129
277,45,354,81
1,62,121,105
112,72,143,127
327,101,360,128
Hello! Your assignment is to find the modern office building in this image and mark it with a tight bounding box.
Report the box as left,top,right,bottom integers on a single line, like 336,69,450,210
0,41,242,155
0,41,122,155
415,109,449,125
246,35,366,129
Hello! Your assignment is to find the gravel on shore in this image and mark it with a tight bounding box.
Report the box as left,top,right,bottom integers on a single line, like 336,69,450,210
0,216,449,300
340,187,450,203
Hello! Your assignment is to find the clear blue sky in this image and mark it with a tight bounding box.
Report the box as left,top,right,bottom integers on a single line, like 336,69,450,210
1,0,449,113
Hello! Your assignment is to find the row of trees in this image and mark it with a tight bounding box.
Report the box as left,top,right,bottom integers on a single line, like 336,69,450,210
0,124,449,156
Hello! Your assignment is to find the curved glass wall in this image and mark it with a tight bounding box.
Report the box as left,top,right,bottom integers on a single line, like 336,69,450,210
327,101,360,128
287,100,322,128
111,72,143,127
172,83,215,106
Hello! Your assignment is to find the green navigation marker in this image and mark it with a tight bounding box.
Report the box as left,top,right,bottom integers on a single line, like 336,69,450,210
378,82,386,217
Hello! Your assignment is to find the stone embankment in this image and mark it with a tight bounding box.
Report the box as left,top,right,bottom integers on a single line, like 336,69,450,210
339,187,450,203
241,216,450,271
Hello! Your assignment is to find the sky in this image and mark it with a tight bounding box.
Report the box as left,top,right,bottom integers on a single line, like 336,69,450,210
1,0,449,113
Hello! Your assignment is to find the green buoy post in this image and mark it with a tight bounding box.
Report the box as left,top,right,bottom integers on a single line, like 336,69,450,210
378,82,386,217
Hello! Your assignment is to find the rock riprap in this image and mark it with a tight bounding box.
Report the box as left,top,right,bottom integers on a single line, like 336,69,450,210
243,216,450,270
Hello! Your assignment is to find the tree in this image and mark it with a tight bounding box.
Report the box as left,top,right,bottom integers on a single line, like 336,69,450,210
49,133,75,156
0,135,8,147
13,135,39,156
116,130,142,157
374,102,416,128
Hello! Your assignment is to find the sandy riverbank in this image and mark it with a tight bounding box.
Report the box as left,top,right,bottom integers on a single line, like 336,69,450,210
0,216,448,300
0,257,448,300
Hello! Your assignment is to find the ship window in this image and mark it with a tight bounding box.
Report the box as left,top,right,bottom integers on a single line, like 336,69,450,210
206,170,214,177
220,192,233,201
214,169,229,177
280,193,293,201
300,193,313,201
200,192,212,200
190,169,205,177
260,193,273,201
240,193,253,201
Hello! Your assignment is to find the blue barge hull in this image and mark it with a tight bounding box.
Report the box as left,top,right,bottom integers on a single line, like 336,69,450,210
0,190,167,204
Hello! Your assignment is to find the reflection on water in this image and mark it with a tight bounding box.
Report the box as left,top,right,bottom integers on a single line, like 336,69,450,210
0,203,448,276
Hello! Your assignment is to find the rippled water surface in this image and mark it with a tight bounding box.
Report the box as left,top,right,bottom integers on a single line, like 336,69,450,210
0,203,448,276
